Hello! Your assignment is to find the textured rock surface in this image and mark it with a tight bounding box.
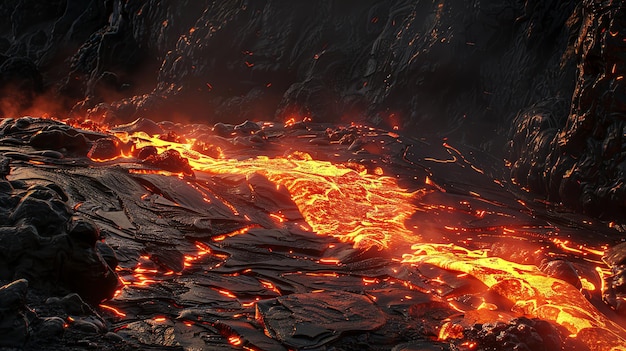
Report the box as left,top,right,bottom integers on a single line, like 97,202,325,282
256,291,386,348
0,279,29,348
0,118,119,304
1,1,578,144
2,11,626,351
460,317,563,351
509,1,626,218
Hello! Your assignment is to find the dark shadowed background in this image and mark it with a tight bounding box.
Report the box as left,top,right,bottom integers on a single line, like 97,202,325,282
0,0,624,217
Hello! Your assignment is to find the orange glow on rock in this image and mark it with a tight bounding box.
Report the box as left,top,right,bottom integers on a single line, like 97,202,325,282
552,238,605,257
217,289,237,299
269,212,286,223
213,225,257,242
127,169,186,178
259,280,281,295
362,277,379,285
284,117,296,127
438,321,464,340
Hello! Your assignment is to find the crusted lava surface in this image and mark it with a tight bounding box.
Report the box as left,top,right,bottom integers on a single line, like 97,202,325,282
0,116,625,350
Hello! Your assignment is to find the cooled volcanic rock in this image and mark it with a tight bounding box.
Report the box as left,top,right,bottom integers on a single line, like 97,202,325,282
0,145,118,305
540,259,583,290
0,279,29,348
10,185,71,235
142,149,194,175
110,117,163,136
392,341,451,351
256,291,386,349
603,242,626,314
29,128,89,156
0,0,577,142
460,317,562,351
87,137,123,160
509,2,626,218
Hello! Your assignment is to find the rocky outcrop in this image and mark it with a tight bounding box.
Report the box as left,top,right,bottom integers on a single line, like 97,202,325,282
1,1,579,144
509,1,626,217
0,119,119,304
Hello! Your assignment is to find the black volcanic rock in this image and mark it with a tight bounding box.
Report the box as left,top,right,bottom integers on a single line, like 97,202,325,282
142,148,194,175
110,117,163,136
0,279,28,348
460,317,563,351
68,218,101,247
509,2,626,217
256,291,386,349
29,128,89,155
4,0,613,217
540,259,582,290
0,279,29,348
0,155,10,177
0,122,120,304
603,242,626,314
0,1,577,140
87,137,122,160
10,186,71,236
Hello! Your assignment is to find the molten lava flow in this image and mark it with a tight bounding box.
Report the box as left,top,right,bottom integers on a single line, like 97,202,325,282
89,128,626,350
130,133,419,249
402,244,626,351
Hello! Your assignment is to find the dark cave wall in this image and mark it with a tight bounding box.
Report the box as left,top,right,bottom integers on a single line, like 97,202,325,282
2,0,625,216
0,0,579,143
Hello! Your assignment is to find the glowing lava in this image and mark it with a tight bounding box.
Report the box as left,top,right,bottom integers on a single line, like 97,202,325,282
89,128,626,351
402,244,626,351
129,133,419,249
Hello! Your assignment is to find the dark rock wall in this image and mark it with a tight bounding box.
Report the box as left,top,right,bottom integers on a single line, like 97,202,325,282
509,1,626,217
1,1,579,142
1,0,624,216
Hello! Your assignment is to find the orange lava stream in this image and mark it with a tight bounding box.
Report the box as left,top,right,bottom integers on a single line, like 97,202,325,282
103,131,626,350
402,244,626,351
132,134,418,249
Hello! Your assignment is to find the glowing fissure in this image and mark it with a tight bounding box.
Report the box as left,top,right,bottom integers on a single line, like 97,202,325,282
92,131,626,351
